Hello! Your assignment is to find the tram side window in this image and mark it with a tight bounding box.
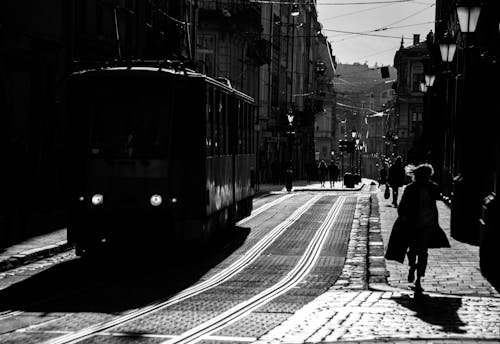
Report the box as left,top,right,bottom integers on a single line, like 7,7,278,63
221,93,227,155
242,101,247,154
241,103,246,154
207,87,214,156
247,104,251,154
214,90,221,156
250,106,254,154
252,107,256,154
245,103,250,154
238,101,242,154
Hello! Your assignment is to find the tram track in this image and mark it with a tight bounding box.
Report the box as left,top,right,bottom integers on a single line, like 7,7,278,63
39,194,324,344
0,193,294,323
238,193,294,225
161,197,345,344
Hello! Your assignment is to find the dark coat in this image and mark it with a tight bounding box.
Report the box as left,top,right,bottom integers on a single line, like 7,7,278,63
385,180,450,263
388,162,405,187
328,164,339,180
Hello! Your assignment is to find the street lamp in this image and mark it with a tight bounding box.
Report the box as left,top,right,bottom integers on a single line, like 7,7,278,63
439,33,457,63
287,107,294,127
425,74,436,87
420,82,428,93
351,128,357,139
457,2,481,33
290,4,300,17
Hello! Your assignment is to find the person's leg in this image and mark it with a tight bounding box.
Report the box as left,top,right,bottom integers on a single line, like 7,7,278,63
415,248,428,292
407,246,417,283
392,187,399,206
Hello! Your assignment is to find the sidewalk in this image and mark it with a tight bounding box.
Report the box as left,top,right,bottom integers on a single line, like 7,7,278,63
254,186,500,344
0,228,69,273
256,180,366,194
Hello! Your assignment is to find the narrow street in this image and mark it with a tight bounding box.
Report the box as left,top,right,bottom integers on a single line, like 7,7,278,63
0,183,498,344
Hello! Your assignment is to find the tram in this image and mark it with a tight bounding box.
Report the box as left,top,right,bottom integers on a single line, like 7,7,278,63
64,63,256,255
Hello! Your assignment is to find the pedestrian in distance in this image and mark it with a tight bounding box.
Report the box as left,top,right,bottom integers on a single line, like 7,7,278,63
285,160,293,192
387,156,405,207
318,160,328,188
379,164,387,188
328,161,339,188
385,163,450,293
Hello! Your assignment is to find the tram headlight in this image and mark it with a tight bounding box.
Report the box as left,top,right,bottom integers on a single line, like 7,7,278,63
150,194,162,207
91,194,104,205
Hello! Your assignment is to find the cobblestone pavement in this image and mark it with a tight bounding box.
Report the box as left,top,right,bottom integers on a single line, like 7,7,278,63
253,187,500,344
0,184,498,344
377,187,498,297
0,229,70,273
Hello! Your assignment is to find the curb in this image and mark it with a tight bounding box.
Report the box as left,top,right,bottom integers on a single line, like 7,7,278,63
0,241,73,273
367,194,389,285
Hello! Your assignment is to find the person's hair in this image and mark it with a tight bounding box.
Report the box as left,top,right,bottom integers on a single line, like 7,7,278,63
413,163,434,181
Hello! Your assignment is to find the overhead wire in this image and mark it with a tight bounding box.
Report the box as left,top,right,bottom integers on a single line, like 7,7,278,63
250,0,417,5
327,3,434,42
323,29,414,40
373,3,434,30
320,2,403,21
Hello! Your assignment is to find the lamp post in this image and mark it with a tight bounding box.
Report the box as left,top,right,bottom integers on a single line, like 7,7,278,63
351,129,357,174
355,137,360,175
437,32,457,196
449,0,483,245
285,107,295,192
287,107,295,163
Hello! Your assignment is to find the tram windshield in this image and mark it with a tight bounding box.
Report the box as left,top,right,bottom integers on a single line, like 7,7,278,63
85,83,171,159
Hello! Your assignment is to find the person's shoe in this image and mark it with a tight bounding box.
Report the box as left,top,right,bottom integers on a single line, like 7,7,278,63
414,279,424,293
407,267,416,283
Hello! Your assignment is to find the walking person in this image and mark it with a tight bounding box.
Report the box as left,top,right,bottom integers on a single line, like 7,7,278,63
318,160,328,188
379,164,387,188
328,161,339,188
385,164,450,293
387,156,405,207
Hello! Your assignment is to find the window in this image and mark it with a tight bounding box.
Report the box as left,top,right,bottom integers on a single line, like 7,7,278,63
250,106,255,154
221,93,227,155
206,88,214,156
238,101,243,154
243,103,248,154
214,90,221,155
411,62,424,92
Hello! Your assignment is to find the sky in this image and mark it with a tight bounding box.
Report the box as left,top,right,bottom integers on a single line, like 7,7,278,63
316,0,436,67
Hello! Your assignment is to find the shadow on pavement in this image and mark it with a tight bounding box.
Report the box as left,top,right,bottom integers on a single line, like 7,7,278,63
0,226,250,314
393,293,467,334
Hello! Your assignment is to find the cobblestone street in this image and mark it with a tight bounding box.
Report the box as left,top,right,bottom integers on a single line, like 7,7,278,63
254,184,500,344
0,183,498,344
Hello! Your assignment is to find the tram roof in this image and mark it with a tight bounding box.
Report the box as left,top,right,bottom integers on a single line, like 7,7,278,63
70,66,254,103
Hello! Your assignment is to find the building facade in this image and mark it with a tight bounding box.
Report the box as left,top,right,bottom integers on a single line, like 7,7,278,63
256,3,328,182
313,36,337,165
430,0,500,287
393,34,429,165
